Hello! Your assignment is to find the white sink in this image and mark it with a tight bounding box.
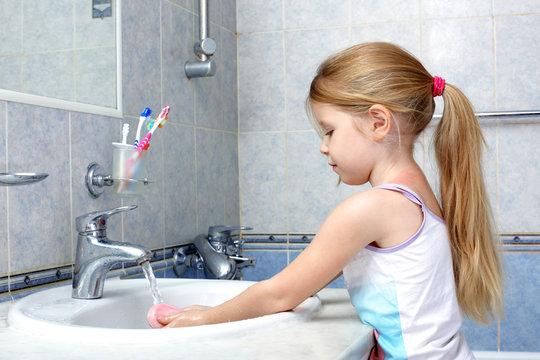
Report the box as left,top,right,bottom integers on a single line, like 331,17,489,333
8,278,321,344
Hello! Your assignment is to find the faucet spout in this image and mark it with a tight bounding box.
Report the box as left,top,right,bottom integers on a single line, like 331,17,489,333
72,206,152,299
72,237,151,299
85,237,151,264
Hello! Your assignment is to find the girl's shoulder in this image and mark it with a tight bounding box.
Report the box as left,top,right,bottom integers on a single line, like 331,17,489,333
341,187,425,249
327,189,405,238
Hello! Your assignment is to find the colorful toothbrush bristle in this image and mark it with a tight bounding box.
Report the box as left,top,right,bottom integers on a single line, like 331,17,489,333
147,105,170,131
135,107,152,148
158,105,170,119
141,107,152,118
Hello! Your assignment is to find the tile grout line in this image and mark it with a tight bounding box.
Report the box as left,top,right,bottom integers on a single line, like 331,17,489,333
491,2,498,111
235,0,243,230
4,103,11,297
159,0,167,255
68,112,74,270
281,0,291,264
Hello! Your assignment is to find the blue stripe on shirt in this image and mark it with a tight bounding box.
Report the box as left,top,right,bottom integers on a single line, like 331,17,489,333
348,281,408,359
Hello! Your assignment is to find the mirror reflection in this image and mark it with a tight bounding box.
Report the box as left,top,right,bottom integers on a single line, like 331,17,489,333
0,0,117,109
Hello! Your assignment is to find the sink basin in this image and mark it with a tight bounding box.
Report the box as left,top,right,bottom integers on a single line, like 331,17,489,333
8,278,321,344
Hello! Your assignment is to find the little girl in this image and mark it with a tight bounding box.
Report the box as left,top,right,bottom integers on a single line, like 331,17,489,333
149,42,504,359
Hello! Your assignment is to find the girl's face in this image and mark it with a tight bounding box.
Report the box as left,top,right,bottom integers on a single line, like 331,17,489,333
312,102,377,186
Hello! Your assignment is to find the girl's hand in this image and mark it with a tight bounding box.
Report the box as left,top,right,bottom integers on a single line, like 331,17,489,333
147,303,210,329
159,305,212,328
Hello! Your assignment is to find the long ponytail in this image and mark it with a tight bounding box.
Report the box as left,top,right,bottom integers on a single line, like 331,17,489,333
434,84,504,324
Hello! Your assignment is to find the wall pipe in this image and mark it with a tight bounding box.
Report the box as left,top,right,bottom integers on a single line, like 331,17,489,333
185,0,216,78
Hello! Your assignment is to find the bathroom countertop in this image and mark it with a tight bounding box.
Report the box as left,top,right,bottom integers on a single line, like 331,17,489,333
0,288,373,360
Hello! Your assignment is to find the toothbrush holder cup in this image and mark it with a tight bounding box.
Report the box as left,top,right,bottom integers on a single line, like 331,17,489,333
112,143,147,197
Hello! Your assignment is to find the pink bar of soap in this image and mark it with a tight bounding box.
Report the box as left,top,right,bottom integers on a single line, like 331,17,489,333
147,303,182,328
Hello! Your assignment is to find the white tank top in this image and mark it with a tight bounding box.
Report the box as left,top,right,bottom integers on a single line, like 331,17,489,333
343,184,474,360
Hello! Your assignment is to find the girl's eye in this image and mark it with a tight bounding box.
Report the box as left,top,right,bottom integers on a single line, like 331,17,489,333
324,130,333,136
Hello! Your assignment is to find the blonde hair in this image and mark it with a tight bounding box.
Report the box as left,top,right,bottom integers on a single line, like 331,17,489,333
307,42,504,324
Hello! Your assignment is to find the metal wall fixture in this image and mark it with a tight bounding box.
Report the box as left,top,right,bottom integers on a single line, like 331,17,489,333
85,162,150,198
0,173,48,186
185,0,217,78
433,110,540,120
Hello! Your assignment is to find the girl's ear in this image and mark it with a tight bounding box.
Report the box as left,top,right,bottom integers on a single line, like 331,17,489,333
367,104,392,141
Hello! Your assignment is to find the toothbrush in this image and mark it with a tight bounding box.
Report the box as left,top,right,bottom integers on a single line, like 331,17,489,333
121,123,130,145
146,106,169,132
119,106,170,192
136,105,170,152
134,107,152,148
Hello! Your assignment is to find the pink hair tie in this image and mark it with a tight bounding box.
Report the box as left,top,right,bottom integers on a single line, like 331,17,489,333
432,76,445,97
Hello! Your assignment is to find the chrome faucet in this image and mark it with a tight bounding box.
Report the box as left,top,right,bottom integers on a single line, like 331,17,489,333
72,205,152,299
174,226,255,280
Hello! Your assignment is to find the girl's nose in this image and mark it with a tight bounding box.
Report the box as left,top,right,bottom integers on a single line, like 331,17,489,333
320,141,328,155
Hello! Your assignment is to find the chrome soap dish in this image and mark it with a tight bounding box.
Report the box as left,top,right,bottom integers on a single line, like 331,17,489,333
0,173,49,186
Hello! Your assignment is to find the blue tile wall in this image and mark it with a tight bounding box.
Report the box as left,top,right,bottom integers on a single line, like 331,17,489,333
284,0,349,29
196,129,237,234
7,104,71,273
241,250,288,281
236,0,282,33
461,318,499,351
163,125,197,246
238,32,285,132
495,14,540,110
498,122,540,233
458,248,540,352
122,0,162,116
239,133,287,233
500,252,540,351
422,0,492,19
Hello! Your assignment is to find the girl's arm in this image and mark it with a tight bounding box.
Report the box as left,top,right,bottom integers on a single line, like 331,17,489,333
158,190,386,328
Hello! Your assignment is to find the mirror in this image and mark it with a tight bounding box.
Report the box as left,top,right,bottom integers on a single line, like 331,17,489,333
0,0,122,117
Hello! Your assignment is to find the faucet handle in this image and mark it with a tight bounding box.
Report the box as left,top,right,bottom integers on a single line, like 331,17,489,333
207,225,253,240
76,205,137,233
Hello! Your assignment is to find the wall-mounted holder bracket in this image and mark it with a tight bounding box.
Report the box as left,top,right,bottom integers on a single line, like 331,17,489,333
85,162,150,198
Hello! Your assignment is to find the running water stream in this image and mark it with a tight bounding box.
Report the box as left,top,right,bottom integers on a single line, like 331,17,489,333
141,261,163,305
